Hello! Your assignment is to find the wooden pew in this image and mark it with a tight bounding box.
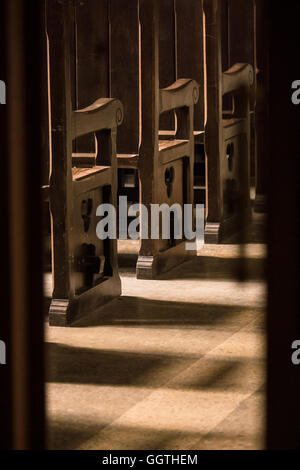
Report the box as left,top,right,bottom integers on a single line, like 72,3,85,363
110,0,199,279
146,1,205,205
224,0,257,208
203,0,254,243
46,0,123,326
138,0,199,278
174,0,254,242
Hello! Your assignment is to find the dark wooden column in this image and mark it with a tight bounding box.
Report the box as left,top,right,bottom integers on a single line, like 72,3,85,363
138,0,160,256
47,0,73,305
0,0,45,449
267,0,300,449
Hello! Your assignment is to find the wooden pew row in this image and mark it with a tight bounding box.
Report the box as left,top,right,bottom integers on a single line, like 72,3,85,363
173,0,254,242
45,0,200,326
111,0,200,279
46,0,122,326
71,0,200,278
157,0,255,242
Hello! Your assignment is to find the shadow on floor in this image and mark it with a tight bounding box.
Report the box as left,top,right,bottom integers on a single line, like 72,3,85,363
48,401,264,450
71,296,265,329
223,213,267,245
47,418,105,450
47,340,264,391
157,255,266,281
47,342,196,387
117,252,266,281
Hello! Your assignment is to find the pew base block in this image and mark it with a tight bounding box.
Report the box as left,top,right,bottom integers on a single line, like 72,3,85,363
49,276,121,327
49,299,74,327
204,222,222,244
136,241,196,279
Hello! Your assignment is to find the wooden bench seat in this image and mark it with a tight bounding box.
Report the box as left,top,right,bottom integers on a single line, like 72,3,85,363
158,138,190,165
72,166,109,181
117,154,139,169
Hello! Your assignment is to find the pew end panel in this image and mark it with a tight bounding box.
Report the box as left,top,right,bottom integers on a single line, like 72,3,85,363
204,0,254,244
49,102,123,327
137,73,200,278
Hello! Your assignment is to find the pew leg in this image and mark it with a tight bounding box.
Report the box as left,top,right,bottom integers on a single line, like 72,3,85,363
49,275,121,327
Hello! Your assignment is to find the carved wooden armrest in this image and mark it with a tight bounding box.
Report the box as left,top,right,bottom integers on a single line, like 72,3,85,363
159,79,200,114
222,63,254,96
72,98,124,139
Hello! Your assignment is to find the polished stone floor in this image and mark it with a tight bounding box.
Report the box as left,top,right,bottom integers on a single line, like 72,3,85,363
45,214,267,450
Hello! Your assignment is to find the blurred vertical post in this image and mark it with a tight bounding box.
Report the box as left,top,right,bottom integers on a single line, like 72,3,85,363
0,0,46,449
0,0,13,450
267,0,300,449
